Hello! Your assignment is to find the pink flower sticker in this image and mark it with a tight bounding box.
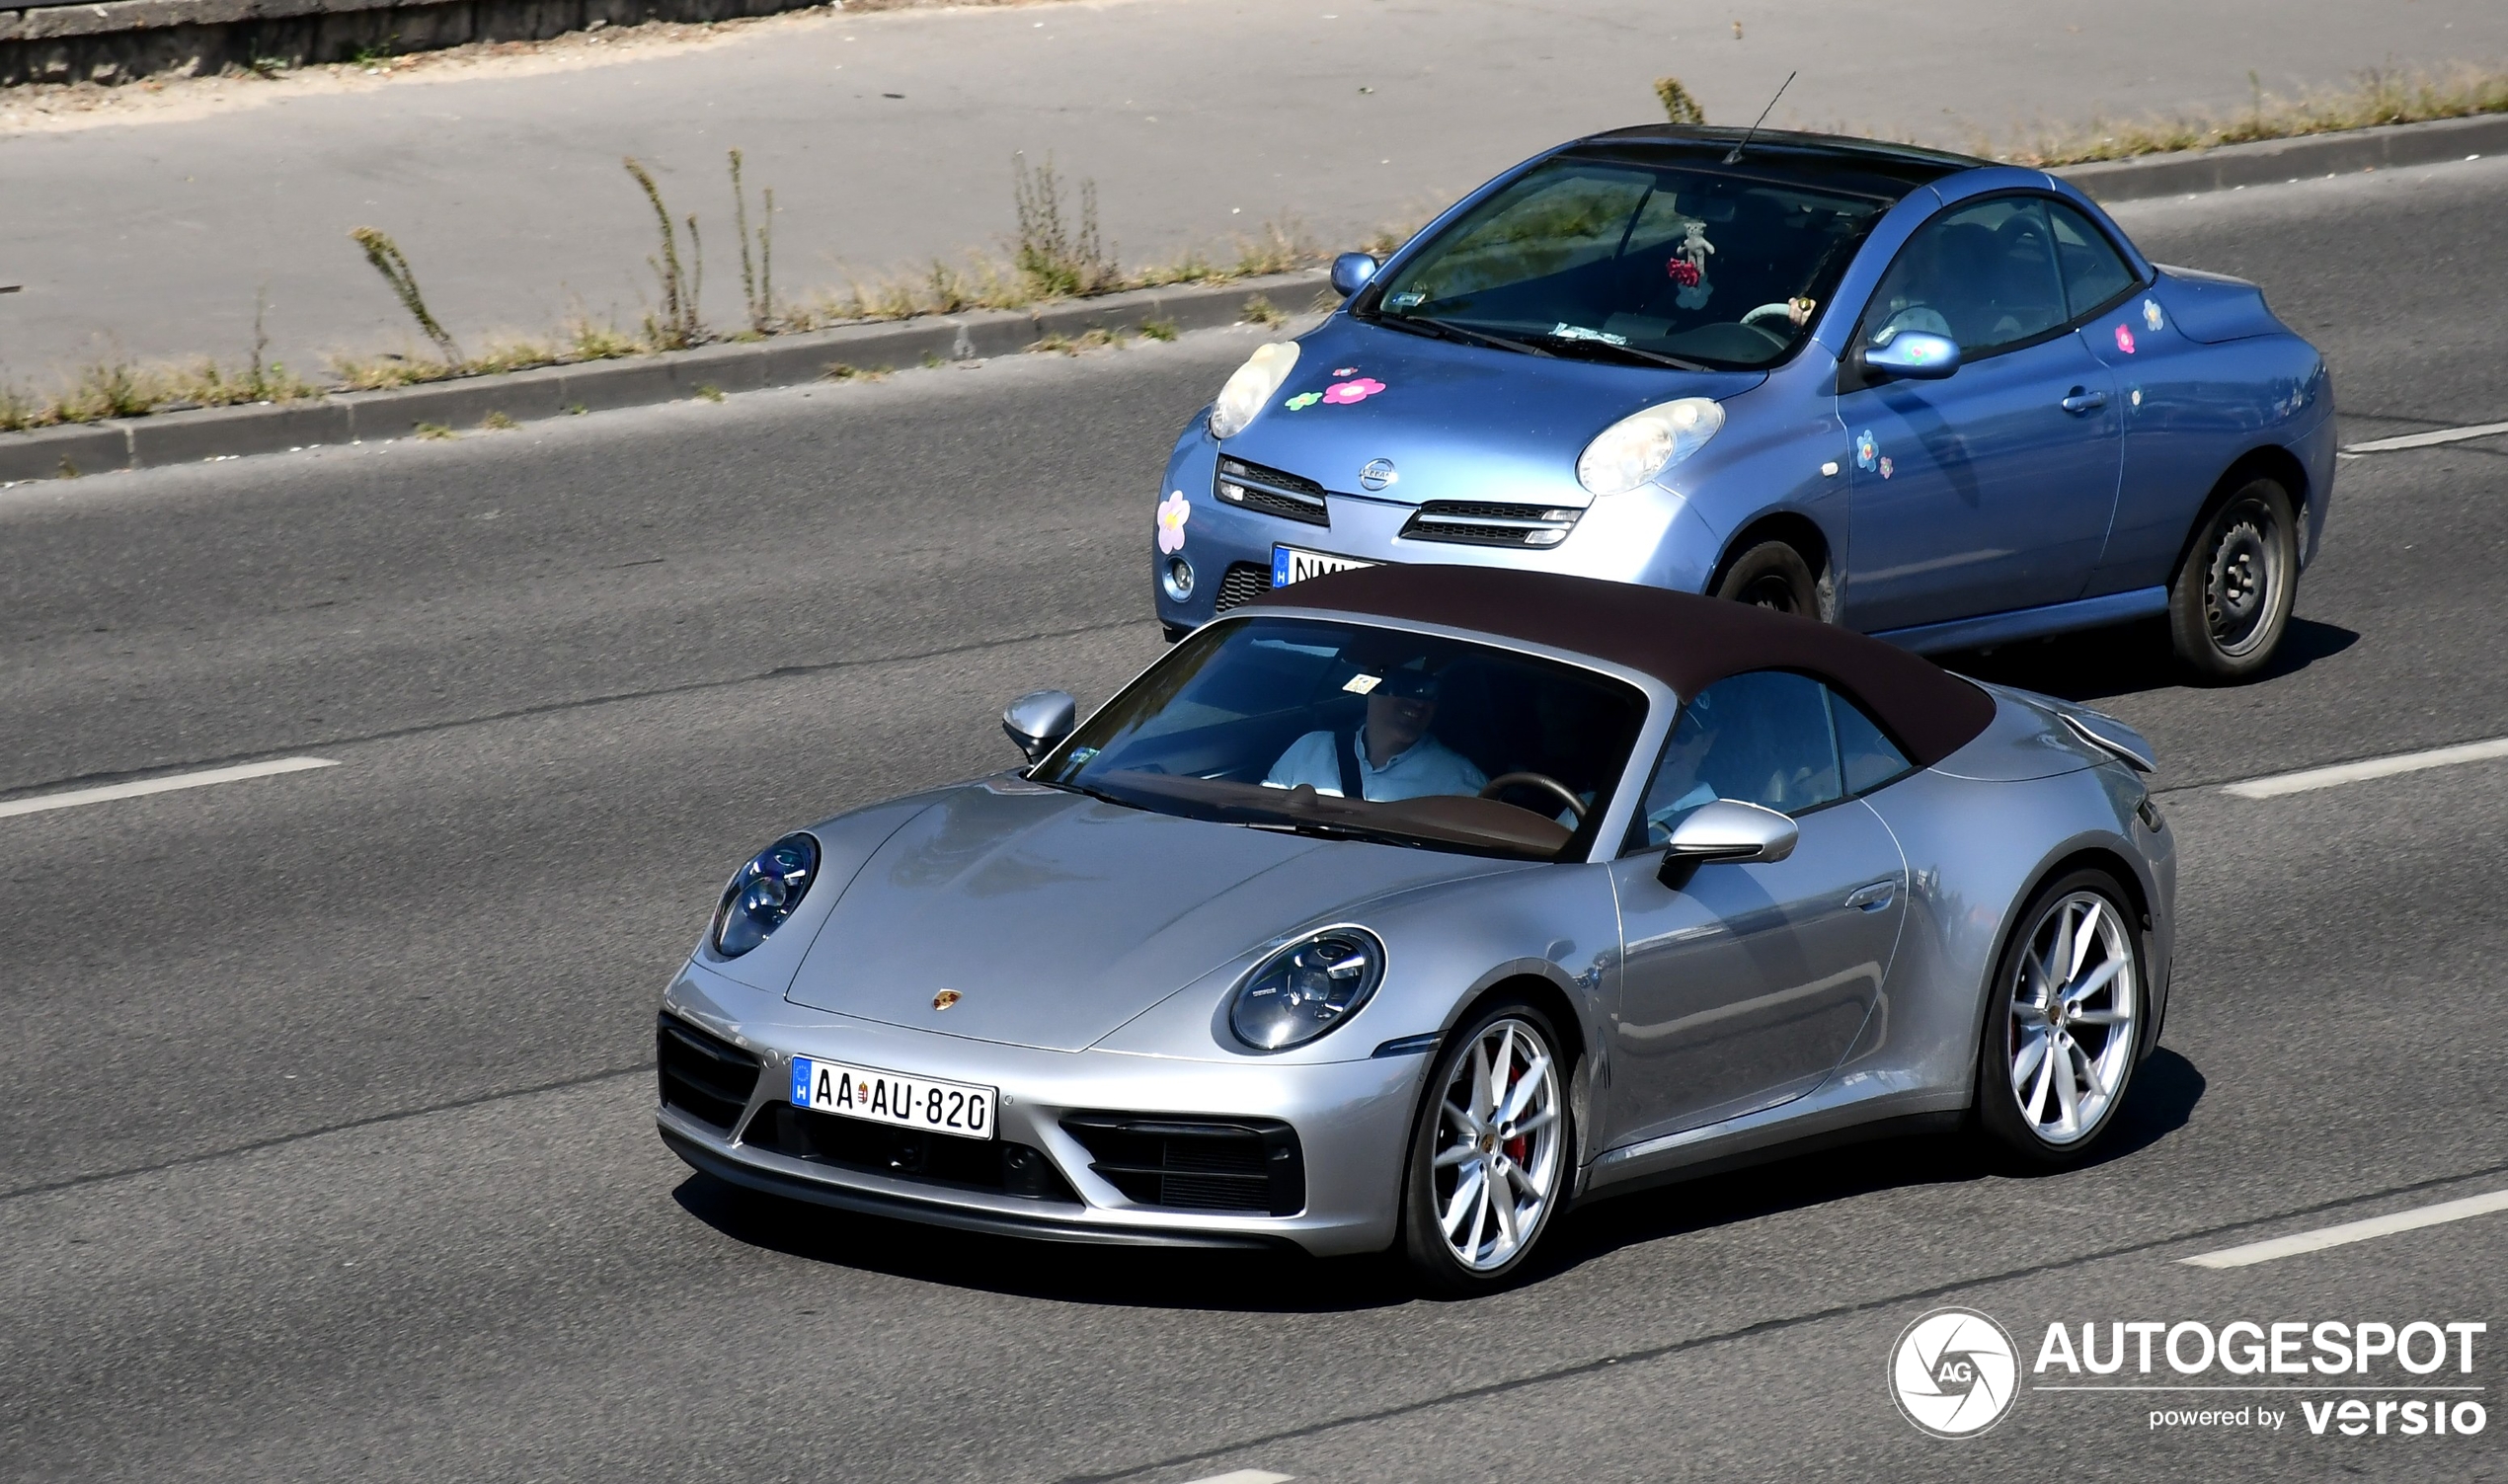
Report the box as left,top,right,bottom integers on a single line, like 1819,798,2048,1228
1322,377,1386,405
1878,455,1894,480
1155,490,1191,554
2114,323,2138,354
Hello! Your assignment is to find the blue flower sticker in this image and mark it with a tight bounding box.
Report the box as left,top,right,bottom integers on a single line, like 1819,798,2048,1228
1854,430,1878,472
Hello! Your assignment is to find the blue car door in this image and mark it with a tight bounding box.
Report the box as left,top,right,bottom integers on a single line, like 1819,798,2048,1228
1837,195,2124,634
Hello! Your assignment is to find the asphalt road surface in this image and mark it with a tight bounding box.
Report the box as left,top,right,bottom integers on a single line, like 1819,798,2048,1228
5,156,2506,1483
7,0,2508,374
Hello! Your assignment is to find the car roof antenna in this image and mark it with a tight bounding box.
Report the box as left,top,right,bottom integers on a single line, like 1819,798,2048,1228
1722,70,1797,164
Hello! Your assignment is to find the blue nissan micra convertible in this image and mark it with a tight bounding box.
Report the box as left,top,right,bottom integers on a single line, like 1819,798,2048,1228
1151,126,2335,679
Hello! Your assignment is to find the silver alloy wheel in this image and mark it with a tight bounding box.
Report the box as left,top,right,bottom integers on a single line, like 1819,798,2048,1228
2005,891,2140,1146
1431,1016,1564,1271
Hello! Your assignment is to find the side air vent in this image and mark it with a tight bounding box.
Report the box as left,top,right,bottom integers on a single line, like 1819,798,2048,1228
657,1014,762,1133
1060,1114,1305,1215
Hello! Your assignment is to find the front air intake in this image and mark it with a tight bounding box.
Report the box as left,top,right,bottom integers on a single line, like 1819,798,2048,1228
657,1014,762,1133
1059,1114,1305,1215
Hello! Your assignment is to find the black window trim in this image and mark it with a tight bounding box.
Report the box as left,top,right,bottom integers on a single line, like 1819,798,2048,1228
1836,188,2155,392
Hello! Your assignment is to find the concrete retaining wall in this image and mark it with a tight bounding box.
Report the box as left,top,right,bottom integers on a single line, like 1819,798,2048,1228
0,0,822,87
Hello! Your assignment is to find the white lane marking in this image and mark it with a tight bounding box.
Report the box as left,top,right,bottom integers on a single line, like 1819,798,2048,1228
1180,1473,1294,1484
2179,1187,2508,1269
0,757,340,820
2341,419,2508,453
2221,736,2508,799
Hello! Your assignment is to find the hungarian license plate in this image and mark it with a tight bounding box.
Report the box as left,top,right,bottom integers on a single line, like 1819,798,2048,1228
1272,544,1378,588
789,1056,997,1140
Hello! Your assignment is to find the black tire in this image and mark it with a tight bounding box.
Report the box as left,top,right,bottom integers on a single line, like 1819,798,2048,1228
1974,869,2149,1168
1711,540,1821,617
2168,477,2298,682
1399,998,1574,1293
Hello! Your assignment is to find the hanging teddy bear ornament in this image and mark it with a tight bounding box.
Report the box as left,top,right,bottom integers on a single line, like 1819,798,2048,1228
1669,220,1717,311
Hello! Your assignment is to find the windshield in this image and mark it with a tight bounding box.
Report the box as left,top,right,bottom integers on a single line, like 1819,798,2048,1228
1363,155,1889,369
1035,617,1649,861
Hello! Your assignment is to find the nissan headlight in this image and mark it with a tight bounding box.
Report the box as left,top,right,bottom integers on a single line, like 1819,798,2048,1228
712,832,819,958
1208,341,1300,440
1228,927,1384,1051
1576,396,1725,496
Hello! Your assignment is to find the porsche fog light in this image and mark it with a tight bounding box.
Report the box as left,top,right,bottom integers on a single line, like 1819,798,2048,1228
1229,927,1384,1051
1576,396,1725,496
713,832,820,958
1208,341,1300,440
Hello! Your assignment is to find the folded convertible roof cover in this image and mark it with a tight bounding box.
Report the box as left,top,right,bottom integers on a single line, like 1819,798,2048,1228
1255,564,1997,767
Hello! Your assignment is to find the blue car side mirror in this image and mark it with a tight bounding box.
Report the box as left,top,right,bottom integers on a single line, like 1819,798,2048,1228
1857,329,1961,380
1330,252,1381,298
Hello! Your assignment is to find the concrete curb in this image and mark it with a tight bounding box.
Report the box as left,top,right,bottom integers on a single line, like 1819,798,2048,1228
2054,111,2508,202
4,111,2502,485
0,272,1330,484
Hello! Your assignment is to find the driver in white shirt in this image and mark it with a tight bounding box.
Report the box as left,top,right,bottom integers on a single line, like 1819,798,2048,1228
1265,667,1488,802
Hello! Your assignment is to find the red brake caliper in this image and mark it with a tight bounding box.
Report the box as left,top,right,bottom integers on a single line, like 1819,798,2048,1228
1499,1055,1528,1164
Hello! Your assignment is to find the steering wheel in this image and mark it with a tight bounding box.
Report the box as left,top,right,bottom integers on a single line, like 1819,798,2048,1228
1479,771,1586,822
1740,301,1797,326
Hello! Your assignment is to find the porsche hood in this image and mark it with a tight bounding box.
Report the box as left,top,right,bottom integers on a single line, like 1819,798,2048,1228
782,781,1524,1053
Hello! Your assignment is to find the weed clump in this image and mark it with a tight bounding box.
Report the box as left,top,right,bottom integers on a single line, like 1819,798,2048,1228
350,227,461,363
1012,153,1121,297
1655,76,1707,125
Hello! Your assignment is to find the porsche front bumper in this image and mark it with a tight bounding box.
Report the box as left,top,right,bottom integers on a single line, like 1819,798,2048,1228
655,961,1425,1257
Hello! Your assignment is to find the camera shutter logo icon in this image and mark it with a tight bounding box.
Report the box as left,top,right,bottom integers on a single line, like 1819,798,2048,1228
1890,1307,2020,1438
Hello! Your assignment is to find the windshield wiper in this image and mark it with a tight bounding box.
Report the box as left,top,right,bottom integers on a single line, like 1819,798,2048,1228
1039,777,1145,813
1249,817,1438,851
1532,333,1712,372
1373,314,1556,358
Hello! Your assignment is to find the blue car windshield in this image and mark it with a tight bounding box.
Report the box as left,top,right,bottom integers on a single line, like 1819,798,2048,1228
1362,157,1889,369
1034,617,1648,861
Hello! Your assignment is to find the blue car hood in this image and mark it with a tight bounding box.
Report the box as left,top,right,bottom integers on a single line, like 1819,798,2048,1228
1219,317,1765,508
784,780,1523,1052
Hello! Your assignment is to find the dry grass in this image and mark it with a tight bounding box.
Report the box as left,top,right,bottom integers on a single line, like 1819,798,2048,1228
1992,61,2508,166
0,350,323,431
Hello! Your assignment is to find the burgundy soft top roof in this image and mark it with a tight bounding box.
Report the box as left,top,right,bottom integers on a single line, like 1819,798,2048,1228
1251,565,1996,767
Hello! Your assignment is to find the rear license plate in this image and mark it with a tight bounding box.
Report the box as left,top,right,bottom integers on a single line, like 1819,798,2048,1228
1272,544,1378,588
789,1056,997,1140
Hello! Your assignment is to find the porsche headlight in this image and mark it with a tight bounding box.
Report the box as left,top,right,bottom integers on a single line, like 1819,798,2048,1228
712,832,819,958
1576,396,1725,496
1208,341,1300,440
1228,927,1384,1051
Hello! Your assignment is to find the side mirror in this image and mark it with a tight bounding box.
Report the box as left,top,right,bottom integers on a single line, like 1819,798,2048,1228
1657,800,1798,888
1329,252,1380,298
1856,329,1961,381
1002,690,1077,763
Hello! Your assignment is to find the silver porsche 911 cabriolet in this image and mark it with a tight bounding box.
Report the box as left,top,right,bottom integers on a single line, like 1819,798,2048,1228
657,566,2174,1289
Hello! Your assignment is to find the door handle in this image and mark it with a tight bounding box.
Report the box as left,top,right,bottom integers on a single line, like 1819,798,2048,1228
1844,880,1897,911
2061,387,2109,415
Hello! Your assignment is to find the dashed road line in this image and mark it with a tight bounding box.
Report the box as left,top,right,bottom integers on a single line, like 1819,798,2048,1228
2341,419,2508,454
2179,1187,2508,1269
1180,1472,1294,1484
2221,736,2508,799
0,756,338,820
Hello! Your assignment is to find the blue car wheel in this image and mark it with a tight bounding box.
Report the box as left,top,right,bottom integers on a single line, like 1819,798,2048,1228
2168,477,2298,681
